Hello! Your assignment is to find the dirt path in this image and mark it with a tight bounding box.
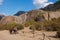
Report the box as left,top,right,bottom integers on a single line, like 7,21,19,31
0,30,60,40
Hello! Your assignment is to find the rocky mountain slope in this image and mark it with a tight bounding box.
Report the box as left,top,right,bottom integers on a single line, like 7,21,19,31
27,10,60,21
1,10,60,24
0,13,27,24
41,1,60,11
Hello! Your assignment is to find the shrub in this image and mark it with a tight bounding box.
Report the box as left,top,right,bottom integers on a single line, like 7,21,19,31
35,24,41,31
0,24,5,30
4,22,17,30
24,21,30,27
29,22,42,31
36,11,44,18
0,22,24,30
44,18,60,31
44,21,58,31
24,19,37,27
16,24,24,30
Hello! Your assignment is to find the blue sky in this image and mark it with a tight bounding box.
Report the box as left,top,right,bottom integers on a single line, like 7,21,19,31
0,0,57,16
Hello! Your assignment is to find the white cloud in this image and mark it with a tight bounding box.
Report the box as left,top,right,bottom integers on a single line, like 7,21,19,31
0,0,3,5
33,0,53,8
0,13,6,15
44,2,53,7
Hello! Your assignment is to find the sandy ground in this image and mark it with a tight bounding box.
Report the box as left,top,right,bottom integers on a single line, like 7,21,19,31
0,30,60,40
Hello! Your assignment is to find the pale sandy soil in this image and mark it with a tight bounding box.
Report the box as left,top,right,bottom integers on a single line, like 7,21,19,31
0,30,60,40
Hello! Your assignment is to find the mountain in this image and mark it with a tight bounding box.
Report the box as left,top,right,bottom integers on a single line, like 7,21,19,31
0,13,27,24
0,15,5,20
41,1,60,11
14,11,26,16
